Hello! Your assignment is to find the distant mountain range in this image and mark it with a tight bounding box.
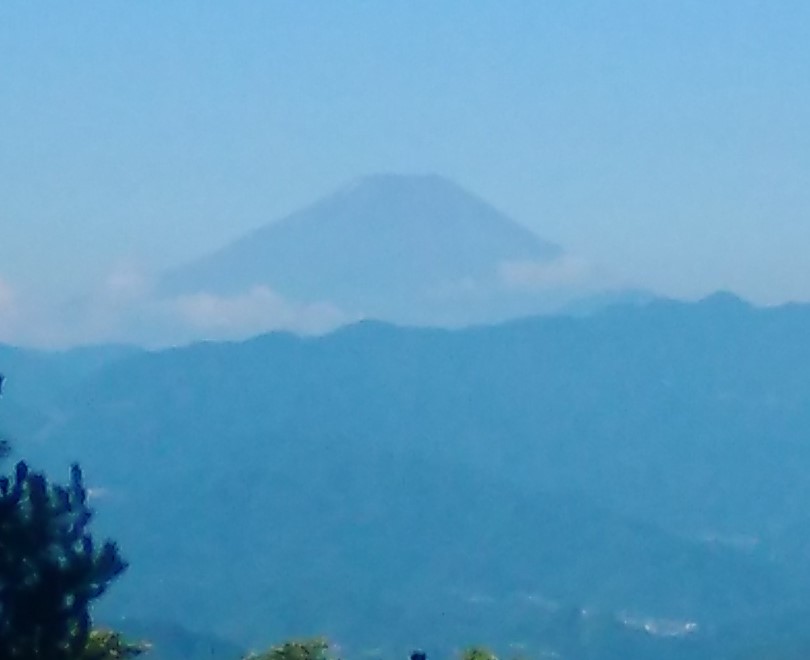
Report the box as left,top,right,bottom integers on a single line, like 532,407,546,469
5,295,810,658
159,174,606,329
11,174,643,347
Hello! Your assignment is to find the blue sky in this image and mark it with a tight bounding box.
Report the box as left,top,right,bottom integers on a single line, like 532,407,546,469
1,1,809,343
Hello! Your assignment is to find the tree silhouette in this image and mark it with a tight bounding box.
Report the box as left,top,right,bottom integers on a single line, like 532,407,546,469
0,458,128,658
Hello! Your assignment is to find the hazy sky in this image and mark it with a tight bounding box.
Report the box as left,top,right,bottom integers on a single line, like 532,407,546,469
1,1,809,341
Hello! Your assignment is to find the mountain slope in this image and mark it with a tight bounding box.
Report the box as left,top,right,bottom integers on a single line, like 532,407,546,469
14,295,810,652
160,174,564,324
0,343,139,443
26,422,789,655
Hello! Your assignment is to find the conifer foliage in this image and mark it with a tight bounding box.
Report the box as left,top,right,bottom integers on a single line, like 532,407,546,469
0,458,127,659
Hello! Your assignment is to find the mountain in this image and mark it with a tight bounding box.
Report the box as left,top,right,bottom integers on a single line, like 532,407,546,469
18,420,791,656
160,174,569,326
8,295,810,656
0,342,140,445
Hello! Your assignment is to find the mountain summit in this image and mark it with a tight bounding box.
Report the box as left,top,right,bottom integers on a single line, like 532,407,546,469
161,174,567,325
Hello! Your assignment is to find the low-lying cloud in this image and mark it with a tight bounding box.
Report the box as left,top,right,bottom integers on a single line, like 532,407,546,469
0,277,21,341
169,286,353,339
0,278,15,310
0,265,355,349
1,255,616,349
497,255,594,291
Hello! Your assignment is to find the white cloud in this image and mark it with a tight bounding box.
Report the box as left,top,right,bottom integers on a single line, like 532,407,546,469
497,255,594,291
168,286,352,339
0,278,21,342
0,278,17,315
0,261,355,348
101,261,154,302
31,261,160,347
1,255,618,348
425,276,485,301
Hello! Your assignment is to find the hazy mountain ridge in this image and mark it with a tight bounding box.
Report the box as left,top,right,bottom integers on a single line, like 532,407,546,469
162,174,561,296
159,174,581,327
20,424,795,656
0,342,140,445
5,295,810,656
0,175,635,347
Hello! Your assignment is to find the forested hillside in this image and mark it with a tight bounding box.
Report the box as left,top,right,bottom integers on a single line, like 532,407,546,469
5,295,810,657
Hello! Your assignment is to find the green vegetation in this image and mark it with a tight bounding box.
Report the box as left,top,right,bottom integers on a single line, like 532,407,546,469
246,637,332,660
459,648,498,660
80,629,148,659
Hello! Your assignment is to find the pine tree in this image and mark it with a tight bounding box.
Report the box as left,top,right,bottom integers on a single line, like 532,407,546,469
0,459,128,658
